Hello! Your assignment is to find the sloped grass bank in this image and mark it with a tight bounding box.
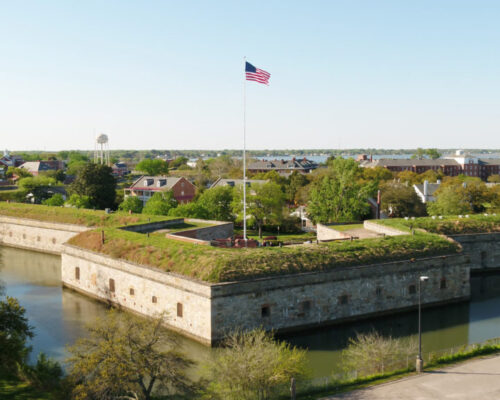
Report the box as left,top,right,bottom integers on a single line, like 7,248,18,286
68,229,459,283
0,202,174,227
376,214,500,235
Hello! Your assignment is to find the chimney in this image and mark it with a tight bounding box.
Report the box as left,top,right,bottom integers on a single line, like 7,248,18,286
423,180,429,197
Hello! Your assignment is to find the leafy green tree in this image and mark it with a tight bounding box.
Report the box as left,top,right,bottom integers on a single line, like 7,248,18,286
67,311,195,400
65,194,92,209
380,182,426,217
6,166,32,179
41,169,66,183
170,156,189,169
143,192,177,215
118,196,144,213
427,185,472,215
204,329,309,400
360,166,393,183
18,176,60,203
0,296,34,374
136,159,169,175
21,352,64,392
396,170,420,185
411,148,426,160
307,158,376,223
168,201,209,219
233,182,285,238
426,148,441,159
42,193,65,206
69,163,117,209
285,171,310,204
198,186,234,221
66,160,88,176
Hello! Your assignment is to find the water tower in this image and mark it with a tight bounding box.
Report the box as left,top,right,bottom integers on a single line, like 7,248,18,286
94,133,110,165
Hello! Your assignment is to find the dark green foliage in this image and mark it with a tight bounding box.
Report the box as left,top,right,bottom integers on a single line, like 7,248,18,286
143,191,178,215
168,201,209,219
69,163,117,209
197,186,234,221
381,182,426,217
0,297,34,374
286,171,310,204
136,159,169,175
41,194,65,207
118,196,143,214
21,353,63,392
307,158,376,223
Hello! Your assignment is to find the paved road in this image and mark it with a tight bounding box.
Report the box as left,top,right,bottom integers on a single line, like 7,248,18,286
322,354,500,400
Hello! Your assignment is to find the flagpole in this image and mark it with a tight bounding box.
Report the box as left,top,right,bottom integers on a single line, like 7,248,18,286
243,56,247,246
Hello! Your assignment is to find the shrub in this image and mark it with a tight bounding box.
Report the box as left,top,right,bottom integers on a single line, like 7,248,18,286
42,194,65,206
118,196,143,214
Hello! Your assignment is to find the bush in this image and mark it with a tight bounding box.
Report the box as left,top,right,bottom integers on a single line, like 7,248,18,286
65,194,92,209
118,196,143,214
42,194,65,206
203,329,309,400
341,331,416,377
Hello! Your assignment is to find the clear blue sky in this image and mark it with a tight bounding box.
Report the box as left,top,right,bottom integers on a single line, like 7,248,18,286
2,0,500,151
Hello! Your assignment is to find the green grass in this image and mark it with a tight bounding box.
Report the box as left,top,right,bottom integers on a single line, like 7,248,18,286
0,376,53,400
69,228,459,283
234,229,316,242
374,214,500,235
329,224,364,232
0,202,177,227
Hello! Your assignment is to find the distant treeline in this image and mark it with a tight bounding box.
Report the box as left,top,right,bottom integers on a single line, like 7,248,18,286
10,148,500,162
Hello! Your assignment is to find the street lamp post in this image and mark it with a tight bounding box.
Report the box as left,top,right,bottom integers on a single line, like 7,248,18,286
416,275,429,373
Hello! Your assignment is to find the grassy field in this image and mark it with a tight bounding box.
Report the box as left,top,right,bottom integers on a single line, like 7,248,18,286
375,214,500,235
329,224,364,232
234,229,316,241
69,228,459,283
0,202,176,227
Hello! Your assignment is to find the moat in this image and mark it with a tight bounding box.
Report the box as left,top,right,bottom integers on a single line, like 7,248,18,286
2,245,500,378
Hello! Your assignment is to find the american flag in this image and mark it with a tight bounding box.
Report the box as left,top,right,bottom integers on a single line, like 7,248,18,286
245,62,271,85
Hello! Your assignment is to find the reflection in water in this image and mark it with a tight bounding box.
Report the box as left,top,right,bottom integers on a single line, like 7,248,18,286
1,245,500,378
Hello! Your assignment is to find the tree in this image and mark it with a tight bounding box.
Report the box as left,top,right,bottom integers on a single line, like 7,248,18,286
426,148,441,160
197,186,234,221
65,194,92,209
136,159,169,176
360,166,393,184
204,329,309,400
170,156,189,169
307,158,376,224
41,169,66,183
427,185,472,215
42,193,65,206
118,196,144,214
6,166,32,179
380,182,426,217
66,161,88,176
18,176,60,203
411,148,426,160
0,296,34,374
168,201,209,219
285,171,310,204
66,311,195,400
233,182,285,238
69,163,117,209
396,170,419,185
341,331,416,377
142,192,177,215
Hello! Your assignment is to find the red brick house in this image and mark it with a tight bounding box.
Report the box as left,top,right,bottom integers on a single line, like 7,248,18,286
124,176,196,205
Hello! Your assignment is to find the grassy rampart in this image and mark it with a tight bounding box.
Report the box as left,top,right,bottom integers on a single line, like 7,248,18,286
374,214,500,235
68,229,458,283
0,203,175,227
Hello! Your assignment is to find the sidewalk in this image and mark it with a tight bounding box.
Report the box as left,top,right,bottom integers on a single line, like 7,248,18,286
322,354,500,400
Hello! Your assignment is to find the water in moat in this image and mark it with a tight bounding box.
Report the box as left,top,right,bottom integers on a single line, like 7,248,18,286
1,245,500,378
